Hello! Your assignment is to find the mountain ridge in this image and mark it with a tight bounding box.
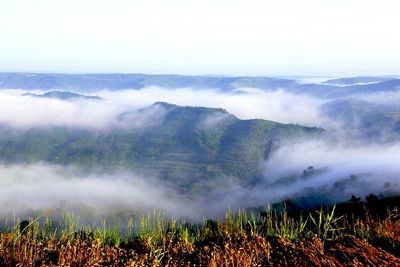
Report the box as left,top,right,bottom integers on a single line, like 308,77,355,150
0,102,323,191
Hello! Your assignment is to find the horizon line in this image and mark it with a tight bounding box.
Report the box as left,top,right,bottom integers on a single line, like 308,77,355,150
0,71,399,79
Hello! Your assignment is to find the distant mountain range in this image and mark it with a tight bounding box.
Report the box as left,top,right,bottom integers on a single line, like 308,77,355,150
0,102,322,192
0,72,295,91
1,72,400,98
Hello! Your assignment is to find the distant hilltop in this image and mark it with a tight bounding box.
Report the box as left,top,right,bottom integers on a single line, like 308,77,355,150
23,91,102,100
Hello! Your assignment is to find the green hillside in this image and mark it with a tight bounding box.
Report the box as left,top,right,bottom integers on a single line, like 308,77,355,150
0,102,322,192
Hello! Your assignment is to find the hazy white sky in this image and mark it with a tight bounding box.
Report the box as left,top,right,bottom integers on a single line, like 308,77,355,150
1,0,399,76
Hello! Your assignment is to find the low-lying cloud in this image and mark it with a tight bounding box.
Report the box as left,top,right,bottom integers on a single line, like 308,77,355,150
0,164,199,219
0,140,399,221
0,87,327,129
98,87,326,126
261,139,400,203
0,85,399,221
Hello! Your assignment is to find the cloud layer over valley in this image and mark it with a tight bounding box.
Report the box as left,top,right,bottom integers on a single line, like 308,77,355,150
0,83,399,220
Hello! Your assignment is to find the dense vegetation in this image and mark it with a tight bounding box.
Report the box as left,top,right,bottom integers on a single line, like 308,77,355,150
0,103,321,191
0,195,399,266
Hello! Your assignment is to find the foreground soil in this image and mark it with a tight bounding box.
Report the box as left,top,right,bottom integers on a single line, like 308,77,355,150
0,234,399,266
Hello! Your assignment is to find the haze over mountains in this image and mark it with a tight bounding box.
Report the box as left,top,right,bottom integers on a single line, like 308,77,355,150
0,72,399,219
1,72,400,97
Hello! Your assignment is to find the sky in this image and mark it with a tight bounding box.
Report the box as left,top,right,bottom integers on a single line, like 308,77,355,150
1,0,400,76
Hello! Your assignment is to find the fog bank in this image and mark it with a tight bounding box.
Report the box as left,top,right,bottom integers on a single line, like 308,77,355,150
0,85,399,220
